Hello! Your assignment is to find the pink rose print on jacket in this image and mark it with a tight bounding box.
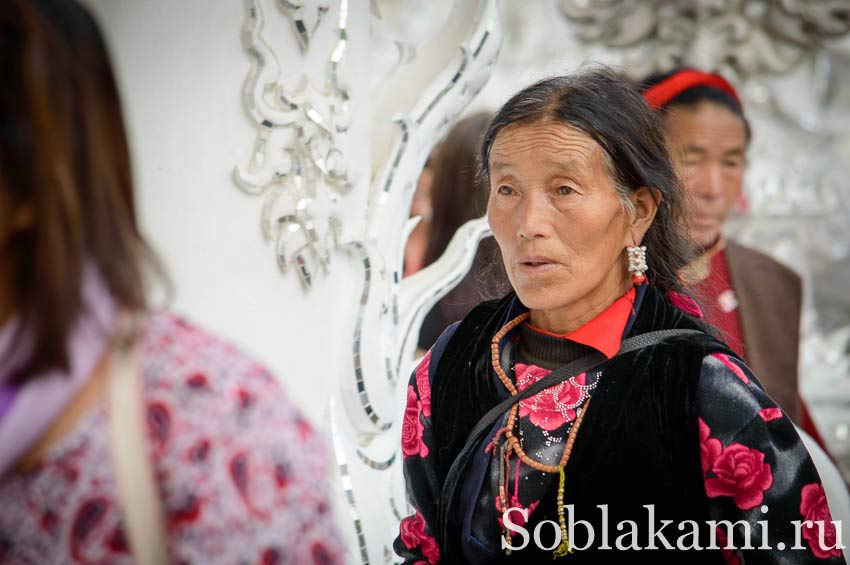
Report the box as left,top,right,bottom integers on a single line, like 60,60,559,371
699,418,723,475
515,363,585,431
399,511,440,564
799,483,841,559
668,291,704,319
414,351,432,418
711,353,749,385
758,408,783,423
402,386,429,459
705,443,773,510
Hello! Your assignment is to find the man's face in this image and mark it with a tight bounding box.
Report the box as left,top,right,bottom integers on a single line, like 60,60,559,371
665,101,748,248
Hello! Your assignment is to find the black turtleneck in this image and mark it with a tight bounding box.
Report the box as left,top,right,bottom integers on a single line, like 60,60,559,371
515,323,597,370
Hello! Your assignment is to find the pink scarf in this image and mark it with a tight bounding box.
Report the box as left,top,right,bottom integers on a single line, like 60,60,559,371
0,268,117,477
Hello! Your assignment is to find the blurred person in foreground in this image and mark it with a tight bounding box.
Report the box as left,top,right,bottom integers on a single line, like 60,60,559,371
416,112,508,351
394,68,841,563
641,68,828,449
0,1,343,562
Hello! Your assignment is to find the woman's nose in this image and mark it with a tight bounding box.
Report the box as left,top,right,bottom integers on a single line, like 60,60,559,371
516,193,554,239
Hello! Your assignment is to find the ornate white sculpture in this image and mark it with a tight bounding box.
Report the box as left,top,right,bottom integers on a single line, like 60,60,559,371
233,0,501,561
233,0,353,287
335,1,500,558
559,0,850,77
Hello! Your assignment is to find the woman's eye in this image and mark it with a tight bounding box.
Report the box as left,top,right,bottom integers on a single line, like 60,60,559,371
497,185,514,196
557,186,575,195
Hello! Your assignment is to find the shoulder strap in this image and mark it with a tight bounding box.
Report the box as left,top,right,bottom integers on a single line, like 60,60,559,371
463,329,703,447
108,317,170,565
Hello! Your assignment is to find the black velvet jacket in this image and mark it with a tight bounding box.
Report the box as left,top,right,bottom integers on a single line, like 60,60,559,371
395,286,844,564
432,286,731,562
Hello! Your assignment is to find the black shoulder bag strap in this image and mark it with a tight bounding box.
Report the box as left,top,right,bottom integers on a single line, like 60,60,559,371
436,328,704,553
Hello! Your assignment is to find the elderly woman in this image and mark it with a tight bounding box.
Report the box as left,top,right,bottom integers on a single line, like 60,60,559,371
394,69,841,563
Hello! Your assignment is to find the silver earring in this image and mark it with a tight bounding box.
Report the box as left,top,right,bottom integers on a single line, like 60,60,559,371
627,246,647,284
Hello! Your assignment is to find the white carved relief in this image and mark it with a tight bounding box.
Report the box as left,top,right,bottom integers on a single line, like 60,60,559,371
233,1,501,561
559,0,850,78
369,1,455,89
332,2,501,560
233,0,353,288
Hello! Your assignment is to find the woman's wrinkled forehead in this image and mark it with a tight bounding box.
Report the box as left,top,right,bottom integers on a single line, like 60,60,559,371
488,120,603,173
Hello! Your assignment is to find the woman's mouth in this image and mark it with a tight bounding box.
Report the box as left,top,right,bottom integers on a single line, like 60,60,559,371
517,256,558,275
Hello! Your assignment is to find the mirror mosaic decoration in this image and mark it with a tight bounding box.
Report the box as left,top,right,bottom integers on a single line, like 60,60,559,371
233,0,354,287
233,0,500,561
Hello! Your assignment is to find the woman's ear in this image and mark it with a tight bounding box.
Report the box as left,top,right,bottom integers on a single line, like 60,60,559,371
628,187,661,244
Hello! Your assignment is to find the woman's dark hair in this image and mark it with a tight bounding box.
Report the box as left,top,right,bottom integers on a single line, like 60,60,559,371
422,112,493,268
0,0,161,380
480,66,693,296
641,67,751,142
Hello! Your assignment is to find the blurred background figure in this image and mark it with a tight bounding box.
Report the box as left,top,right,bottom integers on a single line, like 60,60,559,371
405,112,509,351
404,147,439,278
641,68,829,452
0,1,342,562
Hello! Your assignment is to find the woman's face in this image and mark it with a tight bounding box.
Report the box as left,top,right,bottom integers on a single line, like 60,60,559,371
487,121,638,328
664,102,747,249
